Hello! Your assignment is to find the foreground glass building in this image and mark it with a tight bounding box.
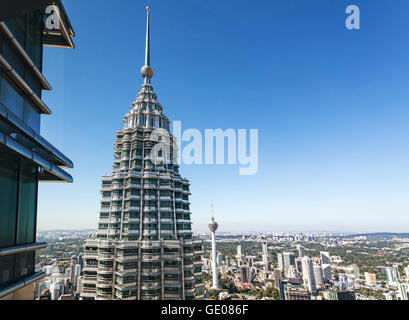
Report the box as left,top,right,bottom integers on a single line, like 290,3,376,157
0,1,74,299
80,8,204,300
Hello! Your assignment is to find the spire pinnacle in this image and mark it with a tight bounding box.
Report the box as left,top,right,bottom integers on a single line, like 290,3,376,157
145,6,150,67
211,201,214,221
141,6,154,80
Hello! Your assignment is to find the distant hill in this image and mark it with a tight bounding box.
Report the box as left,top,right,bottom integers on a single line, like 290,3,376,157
342,233,409,240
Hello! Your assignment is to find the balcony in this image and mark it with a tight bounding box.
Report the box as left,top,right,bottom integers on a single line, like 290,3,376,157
143,230,158,236
141,268,161,275
83,252,99,259
116,255,138,262
164,293,181,299
141,255,161,262
96,282,113,289
98,266,114,272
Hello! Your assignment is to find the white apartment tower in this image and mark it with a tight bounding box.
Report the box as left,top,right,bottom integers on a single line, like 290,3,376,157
80,7,204,300
301,256,316,294
262,242,268,264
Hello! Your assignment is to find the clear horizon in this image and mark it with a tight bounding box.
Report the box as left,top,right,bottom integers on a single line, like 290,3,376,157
37,0,409,233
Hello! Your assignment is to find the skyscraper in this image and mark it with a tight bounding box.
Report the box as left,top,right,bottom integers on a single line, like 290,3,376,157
313,265,324,287
237,245,242,259
80,7,204,300
0,0,75,300
208,203,219,289
297,245,306,258
283,252,295,278
277,253,284,271
262,242,268,264
301,256,316,295
385,266,394,284
320,251,332,282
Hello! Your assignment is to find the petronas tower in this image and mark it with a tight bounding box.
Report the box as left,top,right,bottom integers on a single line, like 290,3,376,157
80,7,204,300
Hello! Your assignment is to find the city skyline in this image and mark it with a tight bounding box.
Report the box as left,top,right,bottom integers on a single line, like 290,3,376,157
38,0,409,232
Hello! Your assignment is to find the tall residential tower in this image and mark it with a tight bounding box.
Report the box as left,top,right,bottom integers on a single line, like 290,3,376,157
80,7,204,300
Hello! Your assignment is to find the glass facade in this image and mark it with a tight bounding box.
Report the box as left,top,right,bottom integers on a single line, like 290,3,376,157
0,145,38,291
0,145,38,249
5,11,43,71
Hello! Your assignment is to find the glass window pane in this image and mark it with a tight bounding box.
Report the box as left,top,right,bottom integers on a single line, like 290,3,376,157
0,255,15,289
15,252,34,281
5,15,26,49
0,145,19,247
17,159,37,245
26,11,43,71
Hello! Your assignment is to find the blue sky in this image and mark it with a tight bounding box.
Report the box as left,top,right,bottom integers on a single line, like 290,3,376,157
38,0,409,233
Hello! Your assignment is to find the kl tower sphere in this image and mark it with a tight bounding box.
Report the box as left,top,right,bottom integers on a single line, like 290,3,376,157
208,203,219,289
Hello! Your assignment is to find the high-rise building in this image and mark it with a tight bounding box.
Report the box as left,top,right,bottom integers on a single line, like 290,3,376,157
398,283,409,301
282,252,295,278
386,266,395,284
0,0,75,300
297,245,306,258
404,265,409,278
262,242,268,264
70,255,77,285
236,245,242,259
208,203,219,289
240,266,251,284
320,251,331,265
73,264,81,288
277,253,284,271
392,265,401,282
301,256,316,294
320,251,332,282
80,7,204,300
313,265,324,287
216,252,223,269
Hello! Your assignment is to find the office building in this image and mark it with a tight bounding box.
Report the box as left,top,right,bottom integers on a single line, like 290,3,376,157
0,0,74,300
277,253,284,271
236,245,242,259
301,256,316,294
313,265,324,287
297,245,306,258
320,251,331,265
262,242,268,264
320,251,332,282
282,252,295,278
80,7,204,300
240,266,251,284
386,266,394,283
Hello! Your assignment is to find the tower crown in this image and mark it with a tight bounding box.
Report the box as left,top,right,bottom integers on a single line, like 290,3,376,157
208,202,218,232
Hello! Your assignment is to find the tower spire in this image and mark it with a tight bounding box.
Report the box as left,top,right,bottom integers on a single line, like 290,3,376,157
211,201,214,221
145,6,150,67
141,6,154,80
